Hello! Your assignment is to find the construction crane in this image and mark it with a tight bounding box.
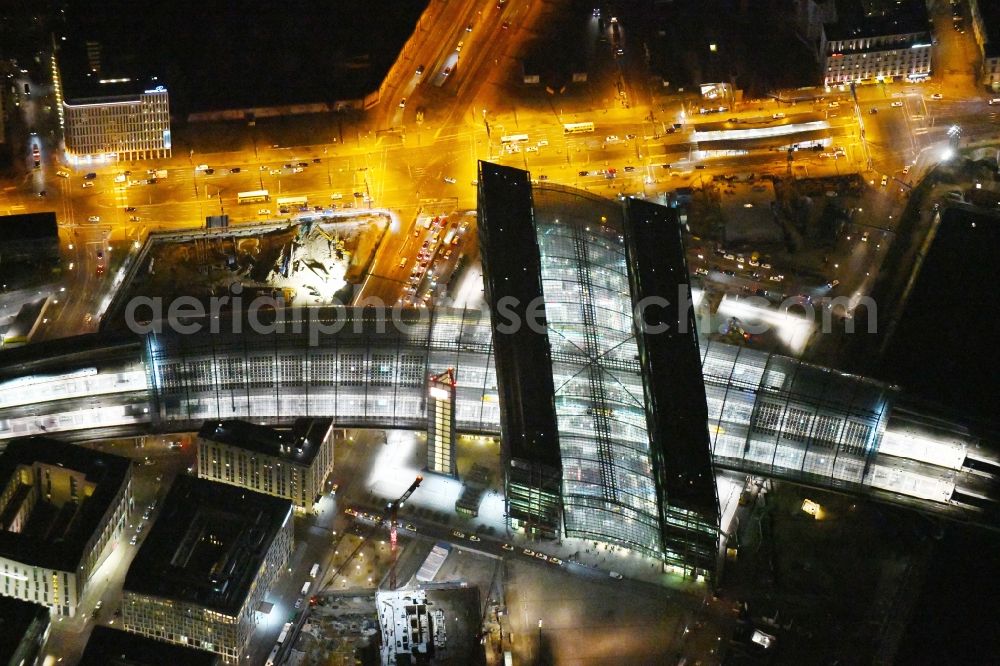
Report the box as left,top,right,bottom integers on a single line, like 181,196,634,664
385,475,423,590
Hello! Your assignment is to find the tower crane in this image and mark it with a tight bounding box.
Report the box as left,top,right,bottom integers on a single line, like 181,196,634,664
385,475,423,590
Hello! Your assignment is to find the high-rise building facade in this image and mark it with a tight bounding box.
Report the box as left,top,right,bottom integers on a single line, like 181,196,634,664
122,476,293,663
426,369,457,477
60,87,172,163
0,438,132,616
477,164,720,574
196,419,334,511
821,0,932,86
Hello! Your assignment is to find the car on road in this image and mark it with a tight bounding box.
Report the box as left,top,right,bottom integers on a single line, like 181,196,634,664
522,548,536,557
415,64,425,76
534,552,547,561
204,168,215,175
84,172,97,180
88,215,100,222
81,181,94,189
827,101,839,108
125,206,136,212
129,216,141,222
990,98,1000,105
768,274,783,282
129,535,137,545
605,135,619,142
902,165,910,175
469,535,481,542
399,98,406,108
772,112,785,119
548,556,563,565
723,269,736,277
880,174,888,187
727,117,739,123
466,23,473,31
930,93,943,100
398,258,407,269
405,523,416,531
501,20,510,29
890,101,904,108
230,167,241,173
579,170,589,176
455,41,464,52
502,543,514,551
258,208,271,215
331,192,343,200
443,177,457,184
452,530,466,539
609,571,624,580
294,598,303,609
827,279,840,288
694,267,709,276
868,108,878,114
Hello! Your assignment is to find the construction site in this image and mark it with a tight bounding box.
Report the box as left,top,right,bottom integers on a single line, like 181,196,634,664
103,214,389,326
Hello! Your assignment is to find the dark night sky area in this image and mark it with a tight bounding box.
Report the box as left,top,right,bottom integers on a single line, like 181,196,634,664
60,0,428,113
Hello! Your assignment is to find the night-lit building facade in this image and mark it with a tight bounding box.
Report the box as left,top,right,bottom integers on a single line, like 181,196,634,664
51,39,172,164
121,476,293,663
0,439,132,617
196,418,335,510
821,1,932,85
60,87,172,163
478,165,719,571
426,369,457,477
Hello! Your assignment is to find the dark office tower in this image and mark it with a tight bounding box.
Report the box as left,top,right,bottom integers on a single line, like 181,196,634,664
622,198,720,576
477,162,563,539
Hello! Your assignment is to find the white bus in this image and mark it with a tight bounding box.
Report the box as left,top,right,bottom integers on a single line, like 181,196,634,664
500,134,529,144
276,195,308,208
237,190,270,204
309,563,320,579
277,622,292,645
563,122,595,134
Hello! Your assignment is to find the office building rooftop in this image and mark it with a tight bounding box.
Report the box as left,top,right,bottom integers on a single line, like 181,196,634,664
0,438,131,572
123,475,292,616
824,0,930,41
197,418,332,467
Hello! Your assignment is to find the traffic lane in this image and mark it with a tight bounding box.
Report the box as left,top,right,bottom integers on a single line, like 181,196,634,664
342,506,568,569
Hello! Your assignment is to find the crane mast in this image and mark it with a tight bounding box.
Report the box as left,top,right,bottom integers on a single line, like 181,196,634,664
386,475,422,590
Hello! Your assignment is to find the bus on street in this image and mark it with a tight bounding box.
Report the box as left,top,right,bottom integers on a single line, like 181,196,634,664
500,134,529,144
276,195,307,208
237,190,269,204
563,122,595,134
